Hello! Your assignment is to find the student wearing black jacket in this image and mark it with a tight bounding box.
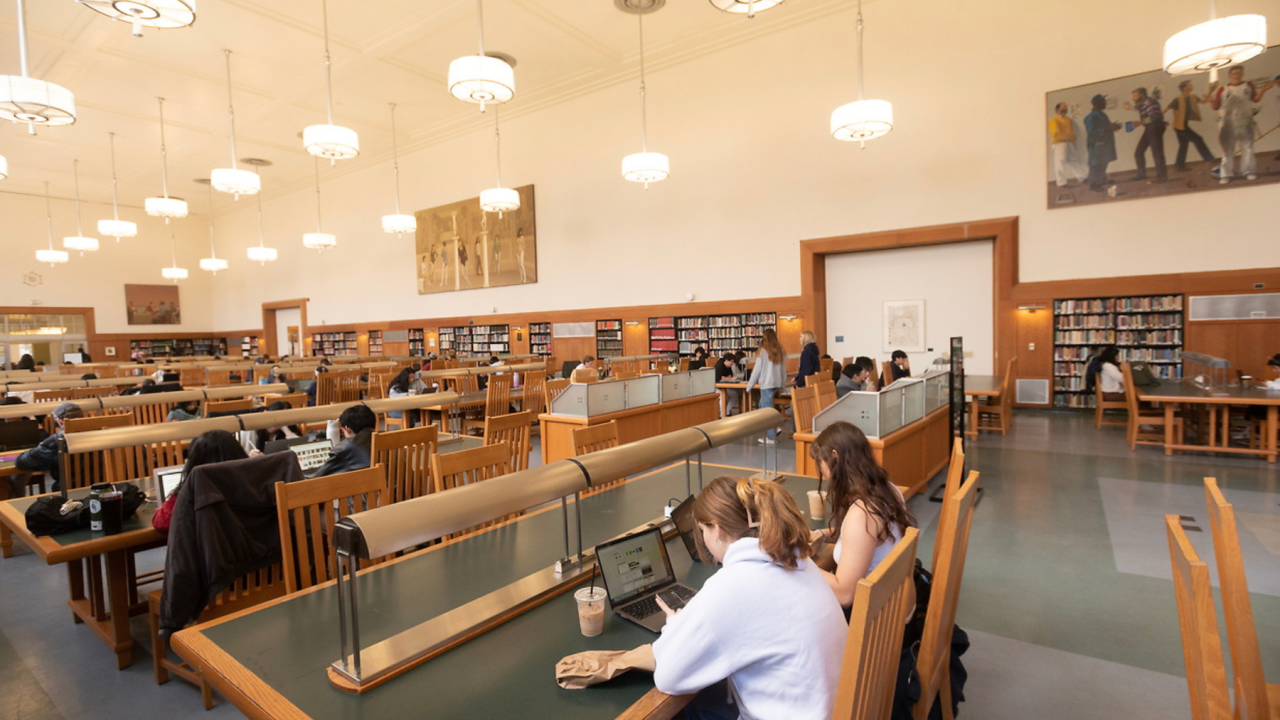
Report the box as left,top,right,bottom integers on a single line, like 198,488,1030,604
313,405,376,478
15,402,83,491
795,331,820,387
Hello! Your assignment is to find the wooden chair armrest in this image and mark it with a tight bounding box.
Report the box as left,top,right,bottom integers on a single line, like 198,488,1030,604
614,688,695,720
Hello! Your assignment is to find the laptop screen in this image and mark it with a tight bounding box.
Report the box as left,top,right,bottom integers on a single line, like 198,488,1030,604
290,440,333,471
154,466,184,501
595,527,676,607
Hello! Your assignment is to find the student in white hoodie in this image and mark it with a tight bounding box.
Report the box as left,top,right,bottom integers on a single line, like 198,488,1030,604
651,476,847,720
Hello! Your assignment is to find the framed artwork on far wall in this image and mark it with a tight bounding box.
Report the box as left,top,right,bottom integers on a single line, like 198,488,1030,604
883,299,926,353
125,284,181,325
414,185,537,295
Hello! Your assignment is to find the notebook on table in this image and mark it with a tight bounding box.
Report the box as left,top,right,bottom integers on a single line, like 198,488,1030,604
594,527,699,633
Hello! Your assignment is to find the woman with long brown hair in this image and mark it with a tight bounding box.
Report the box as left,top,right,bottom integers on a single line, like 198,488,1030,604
651,476,846,720
744,328,787,443
809,421,916,607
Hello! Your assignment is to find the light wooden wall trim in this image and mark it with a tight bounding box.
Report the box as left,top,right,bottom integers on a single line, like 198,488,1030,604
261,299,309,358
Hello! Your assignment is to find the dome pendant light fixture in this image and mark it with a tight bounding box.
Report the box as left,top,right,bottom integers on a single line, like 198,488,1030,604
161,225,187,282
1,0,77,134
211,50,260,197
75,0,196,37
1163,2,1266,75
145,97,188,221
830,0,893,146
479,108,519,217
708,0,783,19
448,0,515,113
303,0,359,162
381,103,416,237
621,10,669,189
247,170,277,264
97,132,137,240
198,182,227,273
303,159,336,250
63,159,99,254
36,181,69,266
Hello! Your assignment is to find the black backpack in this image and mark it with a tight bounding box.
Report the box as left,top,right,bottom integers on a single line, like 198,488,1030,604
24,483,147,536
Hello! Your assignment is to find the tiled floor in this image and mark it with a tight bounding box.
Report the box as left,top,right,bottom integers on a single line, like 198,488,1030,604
1,410,1276,719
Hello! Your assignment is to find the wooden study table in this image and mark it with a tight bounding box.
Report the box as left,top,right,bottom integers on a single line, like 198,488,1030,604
172,464,821,720
714,382,751,417
0,450,41,558
539,393,720,465
963,375,1003,438
792,405,950,499
1137,381,1279,462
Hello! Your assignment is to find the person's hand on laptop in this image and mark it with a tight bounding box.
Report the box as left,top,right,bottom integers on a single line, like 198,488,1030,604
656,595,681,620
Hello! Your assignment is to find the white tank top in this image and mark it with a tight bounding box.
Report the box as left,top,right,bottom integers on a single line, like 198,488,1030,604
832,488,906,576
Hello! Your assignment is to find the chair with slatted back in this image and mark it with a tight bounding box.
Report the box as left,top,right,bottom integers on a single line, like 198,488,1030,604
1166,515,1233,720
677,358,691,372
522,371,546,419
572,422,623,495
463,373,513,435
61,419,123,491
820,357,834,376
315,373,341,407
263,393,307,409
206,370,233,386
969,357,1016,436
1095,382,1127,428
814,378,837,412
1203,478,1280,720
1122,361,1182,450
483,411,533,472
133,400,175,427
545,378,571,410
912,471,980,720
178,368,203,387
205,398,253,416
276,465,390,594
431,443,516,540
336,372,363,404
252,366,272,385
64,413,135,434
830,528,920,720
792,385,820,434
371,426,438,504
366,371,392,401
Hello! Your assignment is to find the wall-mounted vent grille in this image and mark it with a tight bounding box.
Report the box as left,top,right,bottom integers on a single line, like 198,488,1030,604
383,330,408,342
1188,293,1280,321
553,322,594,338
1016,378,1050,405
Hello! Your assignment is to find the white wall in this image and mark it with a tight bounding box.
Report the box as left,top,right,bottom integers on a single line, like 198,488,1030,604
825,242,994,375
275,307,301,356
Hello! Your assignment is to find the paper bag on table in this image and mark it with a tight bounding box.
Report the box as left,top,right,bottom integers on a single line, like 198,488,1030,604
556,644,656,689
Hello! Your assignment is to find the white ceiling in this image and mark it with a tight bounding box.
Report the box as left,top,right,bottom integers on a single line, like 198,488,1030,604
0,0,850,216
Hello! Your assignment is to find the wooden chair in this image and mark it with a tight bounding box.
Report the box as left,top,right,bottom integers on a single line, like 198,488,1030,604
205,370,233,386
62,418,128,490
336,372,363,404
147,564,285,709
571,366,599,383
463,373,513,435
133,400,175,427
431,443,516,540
820,357,834,376
677,358,691,372
64,413,134,434
276,465,390,594
970,356,1017,436
178,368,203,387
521,371,546,418
880,360,896,388
1122,361,1182,450
572,421,621,495
1094,383,1127,428
545,378,570,409
263,392,307,409
205,398,253,416
792,385,820,434
814,378,837,412
371,426,438,504
483,411,533,472
1203,478,1280,720
252,366,273,385
1166,515,1233,720
912,471,980,720
830,528,920,720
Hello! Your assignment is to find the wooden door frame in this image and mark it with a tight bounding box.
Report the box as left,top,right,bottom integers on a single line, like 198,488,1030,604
261,299,309,358
799,217,1019,372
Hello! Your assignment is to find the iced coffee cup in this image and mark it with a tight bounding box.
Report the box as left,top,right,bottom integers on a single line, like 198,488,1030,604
808,490,828,520
575,587,607,637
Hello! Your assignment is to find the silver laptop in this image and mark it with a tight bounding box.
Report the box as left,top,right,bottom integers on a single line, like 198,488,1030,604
594,527,698,633
152,465,185,502
290,439,334,477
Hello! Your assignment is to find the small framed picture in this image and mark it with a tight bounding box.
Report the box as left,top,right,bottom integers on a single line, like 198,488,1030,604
104,346,117,357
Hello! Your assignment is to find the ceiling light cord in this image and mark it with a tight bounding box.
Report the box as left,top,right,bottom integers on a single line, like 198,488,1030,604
255,172,267,249
157,97,171,198
390,102,403,215
15,0,29,77
322,0,335,126
108,132,121,221
170,226,178,268
493,108,504,189
856,0,865,102
638,14,649,153
314,158,323,233
72,158,84,236
224,50,240,170
43,180,54,251
476,0,486,58
207,184,218,257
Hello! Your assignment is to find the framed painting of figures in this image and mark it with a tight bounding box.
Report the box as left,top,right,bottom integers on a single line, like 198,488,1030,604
125,284,181,325
415,185,537,294
1046,47,1280,208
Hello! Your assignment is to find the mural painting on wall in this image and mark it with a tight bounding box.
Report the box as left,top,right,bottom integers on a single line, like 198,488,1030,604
415,185,537,294
1046,47,1280,209
125,284,181,325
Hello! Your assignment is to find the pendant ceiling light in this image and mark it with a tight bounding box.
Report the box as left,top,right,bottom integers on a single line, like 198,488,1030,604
97,132,137,240
303,0,359,161
621,8,669,189
381,102,416,237
248,169,277,264
198,182,227,273
1164,2,1266,75
448,0,515,113
479,108,519,216
36,181,69,266
161,225,187,281
145,97,188,221
830,0,893,145
303,159,335,250
1,0,77,134
76,0,196,37
211,50,260,197
708,0,782,19
63,159,99,254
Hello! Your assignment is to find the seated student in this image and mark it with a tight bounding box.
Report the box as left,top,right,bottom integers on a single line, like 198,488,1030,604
651,476,846,720
167,400,201,422
121,377,157,396
835,362,872,398
387,368,418,427
305,366,327,407
571,355,598,383
855,356,879,391
313,405,376,478
250,401,303,452
1262,353,1280,390
80,373,98,381
153,430,249,533
688,346,709,371
889,350,911,381
714,352,743,415
1097,345,1124,400
260,365,283,385
808,421,915,608
15,402,84,491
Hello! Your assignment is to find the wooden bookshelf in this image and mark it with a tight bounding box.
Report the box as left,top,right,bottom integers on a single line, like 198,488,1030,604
129,337,228,357
1052,294,1184,408
368,330,384,357
408,328,425,356
674,312,776,357
649,317,677,354
596,319,622,359
312,331,358,357
529,322,551,357
439,325,511,355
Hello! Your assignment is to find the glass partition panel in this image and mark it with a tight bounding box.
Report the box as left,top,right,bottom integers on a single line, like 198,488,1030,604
814,391,881,438
660,372,690,402
878,386,905,437
922,370,950,413
623,375,661,408
689,368,717,396
902,378,926,425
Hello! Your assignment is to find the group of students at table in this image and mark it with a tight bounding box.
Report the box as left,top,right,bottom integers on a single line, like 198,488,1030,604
1089,346,1280,400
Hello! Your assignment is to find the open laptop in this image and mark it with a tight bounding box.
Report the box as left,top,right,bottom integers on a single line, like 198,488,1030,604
263,436,309,455
289,439,333,477
0,419,45,451
152,465,185,502
669,495,715,565
594,527,698,633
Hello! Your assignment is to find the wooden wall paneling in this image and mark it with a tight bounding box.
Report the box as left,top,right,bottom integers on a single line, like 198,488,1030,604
261,299,308,358
509,324,531,356
1014,306,1054,405
622,321,648,357
1185,319,1280,380
555,337,596,368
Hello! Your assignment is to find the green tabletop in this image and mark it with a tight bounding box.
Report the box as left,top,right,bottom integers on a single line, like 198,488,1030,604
963,375,1002,395
195,465,820,720
1139,380,1280,404
3,487,158,548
